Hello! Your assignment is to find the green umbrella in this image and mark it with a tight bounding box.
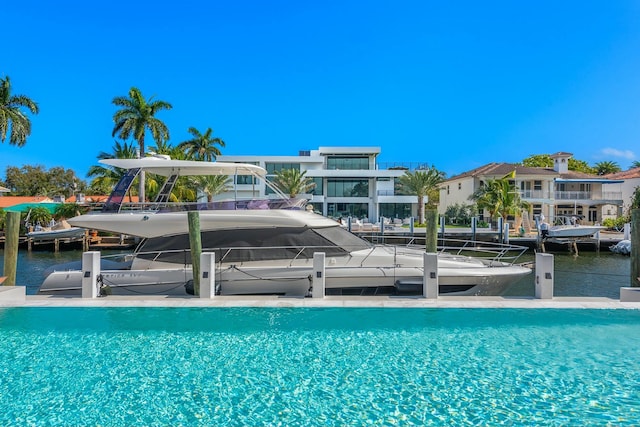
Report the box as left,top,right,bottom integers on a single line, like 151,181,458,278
4,202,60,214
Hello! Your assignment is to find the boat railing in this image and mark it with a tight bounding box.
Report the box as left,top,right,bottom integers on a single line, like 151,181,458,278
129,239,529,270
400,237,529,265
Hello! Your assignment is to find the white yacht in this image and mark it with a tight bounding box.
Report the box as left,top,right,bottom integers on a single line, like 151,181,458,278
539,215,605,239
39,156,532,297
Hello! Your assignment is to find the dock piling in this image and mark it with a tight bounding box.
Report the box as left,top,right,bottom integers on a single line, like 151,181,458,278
312,252,326,298
2,212,20,286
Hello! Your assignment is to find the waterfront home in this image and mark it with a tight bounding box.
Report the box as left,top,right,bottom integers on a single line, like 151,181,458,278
218,147,421,223
603,167,640,212
438,152,624,228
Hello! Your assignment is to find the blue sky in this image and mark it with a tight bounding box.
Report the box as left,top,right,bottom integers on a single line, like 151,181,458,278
3,0,640,182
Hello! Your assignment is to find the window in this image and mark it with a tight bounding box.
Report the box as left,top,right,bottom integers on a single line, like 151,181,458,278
327,202,368,219
326,157,370,170
534,180,542,191
458,183,461,190
327,179,369,197
380,203,412,219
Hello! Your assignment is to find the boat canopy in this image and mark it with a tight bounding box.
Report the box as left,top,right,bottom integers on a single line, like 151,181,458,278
100,158,267,177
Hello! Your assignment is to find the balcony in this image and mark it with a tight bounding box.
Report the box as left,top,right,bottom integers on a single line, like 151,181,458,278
518,190,622,202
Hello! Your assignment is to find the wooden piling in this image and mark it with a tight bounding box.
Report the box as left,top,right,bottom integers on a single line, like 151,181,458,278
425,209,438,253
188,211,202,296
632,209,639,287
2,212,20,286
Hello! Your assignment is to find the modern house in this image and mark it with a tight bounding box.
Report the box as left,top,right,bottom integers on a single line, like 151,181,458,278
218,147,420,223
438,152,625,227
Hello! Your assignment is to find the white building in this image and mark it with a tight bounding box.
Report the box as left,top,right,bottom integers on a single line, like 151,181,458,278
218,147,419,223
438,152,625,225
604,167,640,215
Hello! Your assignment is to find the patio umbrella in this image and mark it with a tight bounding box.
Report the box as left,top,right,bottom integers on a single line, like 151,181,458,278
4,202,60,214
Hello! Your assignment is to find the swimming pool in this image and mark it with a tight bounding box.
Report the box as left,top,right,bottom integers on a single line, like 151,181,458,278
0,307,639,426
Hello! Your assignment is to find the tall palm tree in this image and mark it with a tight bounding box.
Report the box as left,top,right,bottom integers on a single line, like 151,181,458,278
178,127,225,161
397,167,445,224
0,76,39,146
272,169,316,198
631,160,640,169
111,87,172,202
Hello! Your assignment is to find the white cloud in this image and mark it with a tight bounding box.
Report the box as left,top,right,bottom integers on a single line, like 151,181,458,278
600,148,635,160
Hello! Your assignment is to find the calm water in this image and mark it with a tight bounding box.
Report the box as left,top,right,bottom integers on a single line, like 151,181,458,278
0,307,639,426
0,248,632,297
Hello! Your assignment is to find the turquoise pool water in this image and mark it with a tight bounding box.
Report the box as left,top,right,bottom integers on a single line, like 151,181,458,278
1,308,639,426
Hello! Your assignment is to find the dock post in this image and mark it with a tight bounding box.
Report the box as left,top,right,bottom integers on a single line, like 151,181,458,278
188,211,202,296
497,217,504,243
439,215,445,238
2,211,20,286
312,252,325,298
624,222,631,241
347,216,352,232
503,223,510,244
199,252,216,298
425,209,438,253
471,217,477,242
423,252,438,299
410,217,414,235
631,209,639,287
81,251,101,298
54,238,60,253
535,252,554,299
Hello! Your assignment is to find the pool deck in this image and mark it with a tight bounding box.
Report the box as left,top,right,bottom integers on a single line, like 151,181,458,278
1,293,640,309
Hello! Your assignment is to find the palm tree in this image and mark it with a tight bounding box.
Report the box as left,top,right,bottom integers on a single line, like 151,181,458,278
193,175,231,202
112,87,172,202
630,160,640,169
0,76,39,146
594,161,621,175
272,169,316,198
178,127,225,161
397,167,445,224
87,141,138,200
469,178,529,224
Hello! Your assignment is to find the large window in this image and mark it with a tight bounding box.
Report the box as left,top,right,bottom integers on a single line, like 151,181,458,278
379,203,412,219
326,157,370,170
234,161,260,185
327,203,368,219
327,179,369,197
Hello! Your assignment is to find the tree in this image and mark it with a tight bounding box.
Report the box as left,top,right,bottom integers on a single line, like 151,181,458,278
521,154,595,173
87,141,138,198
397,167,445,224
631,160,640,169
0,76,39,146
4,165,82,197
469,177,529,223
594,161,621,175
112,87,172,202
54,203,87,220
272,169,316,198
178,127,225,161
193,175,231,202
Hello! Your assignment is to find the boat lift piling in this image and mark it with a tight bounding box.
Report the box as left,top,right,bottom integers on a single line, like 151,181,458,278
188,211,202,296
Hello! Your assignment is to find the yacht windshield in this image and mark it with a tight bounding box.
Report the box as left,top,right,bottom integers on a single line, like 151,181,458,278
135,225,371,264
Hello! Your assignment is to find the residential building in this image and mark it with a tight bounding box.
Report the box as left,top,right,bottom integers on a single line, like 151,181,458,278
438,152,624,226
604,167,640,215
218,147,419,223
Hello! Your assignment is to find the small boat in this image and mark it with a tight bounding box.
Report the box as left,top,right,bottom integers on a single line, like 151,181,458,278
27,220,86,241
539,215,605,239
610,240,631,255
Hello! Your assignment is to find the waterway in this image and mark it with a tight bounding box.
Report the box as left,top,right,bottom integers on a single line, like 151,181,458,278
0,247,633,298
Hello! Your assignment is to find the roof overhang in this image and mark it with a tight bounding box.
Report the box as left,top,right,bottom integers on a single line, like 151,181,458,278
99,158,267,177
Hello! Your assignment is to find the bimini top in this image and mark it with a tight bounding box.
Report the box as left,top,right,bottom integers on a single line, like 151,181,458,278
100,157,267,178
